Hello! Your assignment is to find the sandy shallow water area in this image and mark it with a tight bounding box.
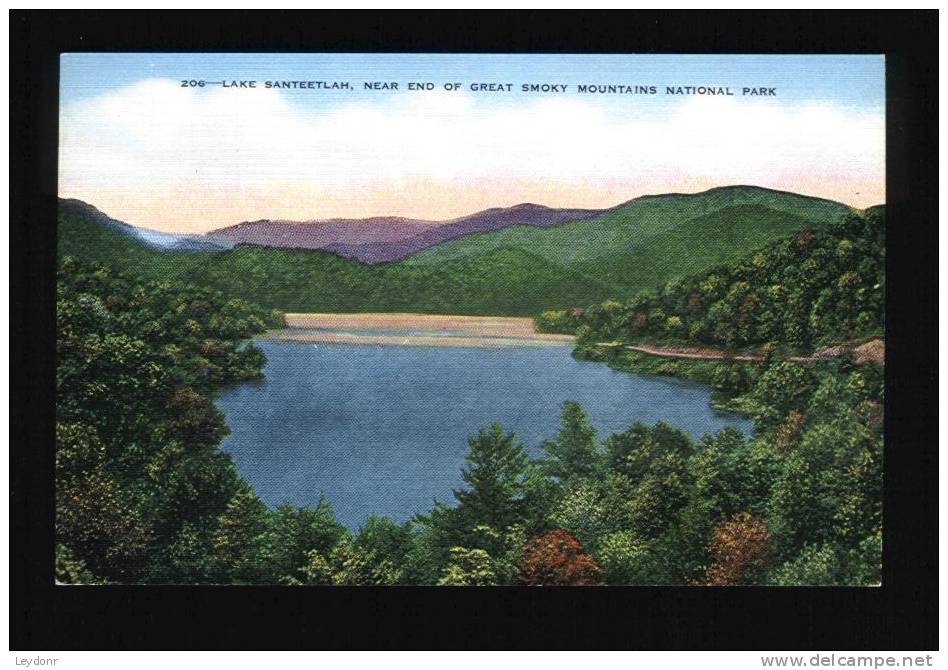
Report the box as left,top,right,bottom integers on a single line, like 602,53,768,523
263,313,576,348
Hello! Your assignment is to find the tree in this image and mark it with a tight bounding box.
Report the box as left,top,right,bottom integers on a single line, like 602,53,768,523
773,411,806,453
355,516,413,568
145,521,221,584
520,530,602,586
750,362,817,432
453,423,531,534
56,544,106,584
767,408,880,564
549,479,613,549
437,547,498,586
624,454,689,538
705,512,770,586
768,543,841,586
55,258,283,584
434,524,526,586
402,503,462,585
604,421,691,483
294,537,402,586
160,387,229,448
213,487,270,583
326,538,384,585
266,500,348,581
596,530,654,585
56,468,153,582
542,401,600,481
844,531,882,586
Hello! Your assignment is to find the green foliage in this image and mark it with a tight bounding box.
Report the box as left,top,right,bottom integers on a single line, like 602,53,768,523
767,411,881,563
55,544,106,584
768,533,880,587
213,487,271,582
453,424,532,536
265,501,348,581
537,357,879,586
535,309,582,334
58,212,618,317
294,536,404,586
846,531,883,586
531,207,884,584
327,537,398,585
573,208,884,351
58,187,849,317
595,531,654,585
437,546,499,586
355,516,413,568
749,362,818,430
409,189,848,295
541,401,601,481
549,478,616,550
57,258,284,584
434,525,526,586
145,522,220,584
55,195,883,585
769,543,842,586
56,466,153,581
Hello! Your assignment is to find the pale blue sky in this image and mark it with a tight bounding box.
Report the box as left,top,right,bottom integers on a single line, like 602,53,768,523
59,53,886,231
61,53,884,112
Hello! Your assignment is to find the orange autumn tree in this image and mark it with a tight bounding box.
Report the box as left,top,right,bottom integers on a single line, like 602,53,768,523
520,530,602,586
705,512,770,586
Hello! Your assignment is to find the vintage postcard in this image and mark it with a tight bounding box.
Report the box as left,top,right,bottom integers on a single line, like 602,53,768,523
55,53,885,586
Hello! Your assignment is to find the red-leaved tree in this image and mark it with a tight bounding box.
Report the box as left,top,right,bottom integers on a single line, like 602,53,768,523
705,512,770,586
520,529,602,586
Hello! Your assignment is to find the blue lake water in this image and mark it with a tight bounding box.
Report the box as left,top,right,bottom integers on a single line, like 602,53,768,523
216,340,753,530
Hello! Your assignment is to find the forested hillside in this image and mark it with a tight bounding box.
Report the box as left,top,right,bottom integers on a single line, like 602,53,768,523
406,186,849,294
58,186,852,316
527,206,886,585
540,207,884,352
56,258,288,582
56,202,884,585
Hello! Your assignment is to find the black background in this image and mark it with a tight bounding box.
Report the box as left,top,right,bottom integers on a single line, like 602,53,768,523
10,10,938,650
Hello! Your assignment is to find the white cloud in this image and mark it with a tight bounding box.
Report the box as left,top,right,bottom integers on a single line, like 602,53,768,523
59,79,885,231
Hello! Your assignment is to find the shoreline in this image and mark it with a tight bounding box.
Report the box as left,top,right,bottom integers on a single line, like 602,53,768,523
266,313,576,348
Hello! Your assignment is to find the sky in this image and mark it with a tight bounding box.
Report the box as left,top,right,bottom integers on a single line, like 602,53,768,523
59,54,885,233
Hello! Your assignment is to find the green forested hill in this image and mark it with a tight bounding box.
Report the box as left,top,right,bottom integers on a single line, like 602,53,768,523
568,204,822,294
58,186,854,316
55,189,884,586
407,186,848,273
58,213,618,315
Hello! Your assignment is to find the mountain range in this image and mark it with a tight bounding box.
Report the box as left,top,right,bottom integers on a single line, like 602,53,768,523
57,186,866,316
208,203,603,263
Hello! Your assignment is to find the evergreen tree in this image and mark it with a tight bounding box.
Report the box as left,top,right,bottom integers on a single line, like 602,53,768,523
213,486,270,583
542,401,600,481
453,423,530,535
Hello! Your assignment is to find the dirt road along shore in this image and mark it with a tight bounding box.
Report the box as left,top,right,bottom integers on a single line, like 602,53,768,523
597,339,885,368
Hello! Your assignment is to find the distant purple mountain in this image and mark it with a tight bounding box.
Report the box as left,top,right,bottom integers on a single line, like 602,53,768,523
208,203,604,263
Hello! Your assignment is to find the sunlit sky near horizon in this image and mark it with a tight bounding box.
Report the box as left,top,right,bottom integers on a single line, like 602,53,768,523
59,53,885,233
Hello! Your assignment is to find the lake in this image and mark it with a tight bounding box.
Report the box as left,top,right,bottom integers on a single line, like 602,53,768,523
216,339,754,530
